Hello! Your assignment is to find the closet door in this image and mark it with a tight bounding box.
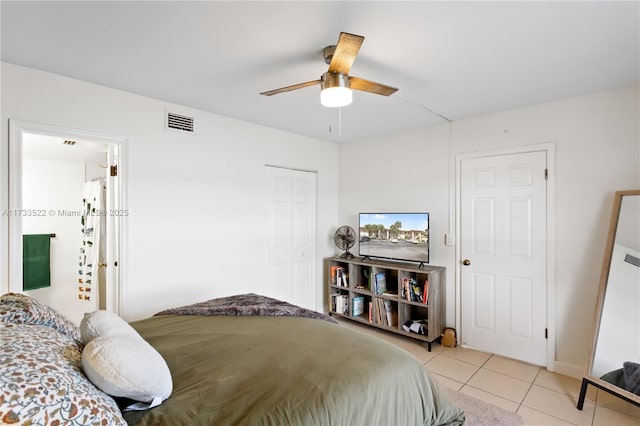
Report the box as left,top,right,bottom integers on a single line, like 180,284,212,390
265,166,317,310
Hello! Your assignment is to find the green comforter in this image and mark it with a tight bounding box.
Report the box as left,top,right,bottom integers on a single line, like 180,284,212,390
124,315,464,425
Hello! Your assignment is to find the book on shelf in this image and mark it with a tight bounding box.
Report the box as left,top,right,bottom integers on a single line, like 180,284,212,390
401,277,411,301
422,279,429,304
411,282,424,303
383,299,398,327
368,301,373,323
402,277,425,302
373,299,380,325
352,295,365,316
403,277,415,301
336,267,344,287
376,299,386,326
331,293,349,315
330,266,349,287
374,272,387,295
402,277,429,303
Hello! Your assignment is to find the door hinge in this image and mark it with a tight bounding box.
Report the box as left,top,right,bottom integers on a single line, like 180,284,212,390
544,169,548,180
545,328,548,339
110,165,118,177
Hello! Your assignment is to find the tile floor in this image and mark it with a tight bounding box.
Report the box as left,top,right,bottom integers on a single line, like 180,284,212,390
335,318,640,425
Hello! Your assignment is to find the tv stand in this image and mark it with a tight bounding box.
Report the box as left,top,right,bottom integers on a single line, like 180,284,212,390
327,256,446,351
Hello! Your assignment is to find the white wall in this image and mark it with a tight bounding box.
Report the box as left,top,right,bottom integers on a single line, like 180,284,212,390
338,123,456,323
339,85,639,373
2,61,637,374
0,62,339,321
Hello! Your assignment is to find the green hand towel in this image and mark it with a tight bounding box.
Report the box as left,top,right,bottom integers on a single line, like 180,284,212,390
23,234,51,291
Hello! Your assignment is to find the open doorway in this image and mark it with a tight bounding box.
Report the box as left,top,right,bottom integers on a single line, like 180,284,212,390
8,120,126,325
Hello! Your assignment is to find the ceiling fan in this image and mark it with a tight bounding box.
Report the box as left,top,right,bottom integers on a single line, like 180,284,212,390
260,32,398,108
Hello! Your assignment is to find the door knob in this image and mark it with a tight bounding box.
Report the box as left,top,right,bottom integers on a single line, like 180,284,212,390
462,259,471,266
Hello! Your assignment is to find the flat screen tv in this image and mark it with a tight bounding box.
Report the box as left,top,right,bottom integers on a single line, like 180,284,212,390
359,212,429,264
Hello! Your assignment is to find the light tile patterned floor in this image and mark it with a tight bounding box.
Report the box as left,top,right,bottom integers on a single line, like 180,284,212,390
335,318,640,425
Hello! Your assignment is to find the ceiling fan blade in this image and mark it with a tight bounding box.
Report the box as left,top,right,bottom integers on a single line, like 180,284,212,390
328,32,364,75
349,76,398,96
260,80,321,96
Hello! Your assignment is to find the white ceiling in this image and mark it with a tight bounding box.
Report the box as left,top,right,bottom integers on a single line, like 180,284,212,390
2,1,638,143
22,133,108,164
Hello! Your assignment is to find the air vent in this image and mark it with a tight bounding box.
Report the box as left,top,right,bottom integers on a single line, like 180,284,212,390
624,253,640,268
63,140,77,145
166,112,194,133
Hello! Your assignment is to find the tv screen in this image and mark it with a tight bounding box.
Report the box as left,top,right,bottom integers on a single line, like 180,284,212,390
359,213,429,264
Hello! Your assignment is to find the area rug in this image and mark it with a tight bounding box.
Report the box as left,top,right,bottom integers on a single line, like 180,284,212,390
449,389,523,425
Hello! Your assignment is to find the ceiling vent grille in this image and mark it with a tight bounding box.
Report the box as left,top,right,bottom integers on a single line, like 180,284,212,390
166,112,194,133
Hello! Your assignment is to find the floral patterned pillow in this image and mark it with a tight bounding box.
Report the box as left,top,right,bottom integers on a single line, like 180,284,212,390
0,293,82,344
0,322,126,425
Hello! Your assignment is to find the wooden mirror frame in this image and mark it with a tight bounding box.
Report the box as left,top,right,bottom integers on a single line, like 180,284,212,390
577,189,640,410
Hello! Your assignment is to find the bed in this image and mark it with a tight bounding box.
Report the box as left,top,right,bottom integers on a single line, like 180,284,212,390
0,293,464,425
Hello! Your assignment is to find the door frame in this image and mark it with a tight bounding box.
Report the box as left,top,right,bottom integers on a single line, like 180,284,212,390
7,119,128,315
455,142,556,369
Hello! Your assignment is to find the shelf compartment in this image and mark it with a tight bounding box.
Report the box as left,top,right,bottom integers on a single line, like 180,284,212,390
350,263,373,292
350,294,372,322
329,261,350,288
371,267,399,296
399,303,429,336
372,297,398,329
399,272,430,304
329,289,349,315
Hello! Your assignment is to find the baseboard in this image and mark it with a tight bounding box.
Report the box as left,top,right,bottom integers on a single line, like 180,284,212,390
549,360,584,380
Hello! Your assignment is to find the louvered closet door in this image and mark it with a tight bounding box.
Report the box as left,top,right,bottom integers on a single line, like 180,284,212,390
461,151,547,365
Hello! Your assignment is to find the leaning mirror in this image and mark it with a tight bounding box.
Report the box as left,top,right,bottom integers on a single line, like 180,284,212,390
577,189,640,410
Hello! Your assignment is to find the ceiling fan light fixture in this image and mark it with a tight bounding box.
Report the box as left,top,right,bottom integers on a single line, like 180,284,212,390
320,72,352,108
321,87,352,108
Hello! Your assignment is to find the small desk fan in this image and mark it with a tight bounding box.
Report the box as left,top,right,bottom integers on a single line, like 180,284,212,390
334,226,356,258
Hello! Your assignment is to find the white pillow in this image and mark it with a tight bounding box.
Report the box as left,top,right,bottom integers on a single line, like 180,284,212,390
80,310,173,406
80,310,139,344
82,334,173,404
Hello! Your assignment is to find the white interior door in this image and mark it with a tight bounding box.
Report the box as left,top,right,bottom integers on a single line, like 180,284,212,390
265,166,317,310
461,151,547,365
103,145,120,313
